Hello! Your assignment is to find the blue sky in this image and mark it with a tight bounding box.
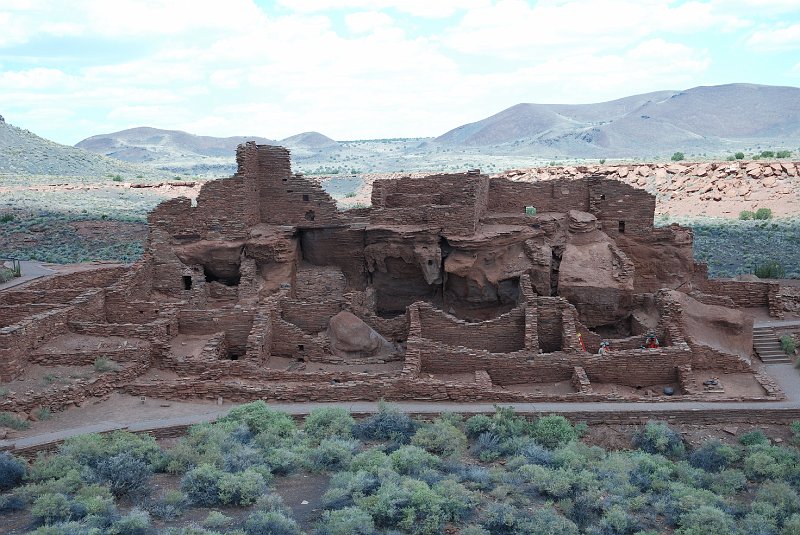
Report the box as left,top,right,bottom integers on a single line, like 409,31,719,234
0,0,798,145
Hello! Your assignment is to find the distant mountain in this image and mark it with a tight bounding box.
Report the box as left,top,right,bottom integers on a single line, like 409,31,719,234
280,131,339,149
436,84,800,156
76,127,276,164
0,115,158,176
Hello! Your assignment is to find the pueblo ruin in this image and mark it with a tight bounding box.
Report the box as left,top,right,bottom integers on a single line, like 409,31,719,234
0,143,789,413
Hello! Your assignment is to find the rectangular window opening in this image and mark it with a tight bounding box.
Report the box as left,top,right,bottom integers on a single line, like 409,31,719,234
618,221,626,233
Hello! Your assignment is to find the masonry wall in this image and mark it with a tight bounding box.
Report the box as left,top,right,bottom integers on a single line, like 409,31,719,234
300,228,368,289
486,178,590,215
588,177,655,234
371,174,488,235
178,309,255,356
418,303,525,353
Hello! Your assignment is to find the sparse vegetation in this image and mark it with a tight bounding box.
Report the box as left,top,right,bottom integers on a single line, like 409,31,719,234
94,357,120,372
671,151,685,161
754,260,785,279
754,207,773,220
0,411,31,430
4,402,800,533
735,151,745,159
781,335,797,355
739,210,754,220
777,150,792,158
525,206,536,216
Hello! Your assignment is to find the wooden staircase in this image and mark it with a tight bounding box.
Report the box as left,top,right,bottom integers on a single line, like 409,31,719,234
753,326,791,364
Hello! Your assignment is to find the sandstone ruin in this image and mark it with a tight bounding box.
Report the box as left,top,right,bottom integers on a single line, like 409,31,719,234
0,143,791,415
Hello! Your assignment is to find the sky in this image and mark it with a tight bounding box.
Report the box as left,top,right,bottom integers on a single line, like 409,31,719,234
0,0,799,145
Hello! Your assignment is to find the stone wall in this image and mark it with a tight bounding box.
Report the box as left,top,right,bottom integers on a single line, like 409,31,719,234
417,303,525,353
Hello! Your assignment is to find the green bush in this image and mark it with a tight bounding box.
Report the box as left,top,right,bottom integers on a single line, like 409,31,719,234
781,335,796,355
203,510,232,529
671,152,685,161
87,452,152,497
181,463,223,505
0,451,26,491
531,415,578,449
308,438,358,472
777,150,792,158
218,468,266,506
632,421,685,458
354,402,416,443
689,440,739,472
304,407,355,442
464,406,530,439
389,445,440,476
31,492,72,524
754,260,785,279
739,210,754,220
315,506,377,535
676,505,737,535
525,206,537,216
220,401,296,437
360,478,446,535
0,412,31,430
109,508,151,535
735,152,745,159
411,421,467,458
244,510,301,535
761,151,775,158
0,213,14,223
754,208,773,220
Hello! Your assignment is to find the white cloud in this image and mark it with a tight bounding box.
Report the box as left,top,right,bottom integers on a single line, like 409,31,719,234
747,24,800,50
345,11,393,34
276,0,488,18
0,67,73,89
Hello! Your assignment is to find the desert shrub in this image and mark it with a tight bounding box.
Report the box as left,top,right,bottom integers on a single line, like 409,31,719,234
389,445,440,476
433,478,479,522
755,481,800,522
147,489,186,520
526,506,580,535
783,514,800,535
740,430,769,446
754,261,785,279
0,451,26,491
354,402,416,443
60,431,163,469
359,478,445,535
255,492,292,515
531,415,578,449
86,451,152,498
777,150,792,158
459,526,490,535
761,151,776,158
222,443,264,473
700,468,747,496
671,152,685,161
93,357,119,372
203,510,232,529
411,421,467,458
308,438,359,472
221,401,296,437
781,336,796,355
744,451,784,481
739,210,754,220
525,206,536,216
633,421,685,458
244,510,301,535
321,471,381,509
465,407,530,439
260,447,306,476
480,502,524,535
108,508,151,535
181,463,223,505
755,208,773,220
471,432,503,462
735,152,745,159
676,505,737,535
31,493,73,524
689,440,739,472
350,447,392,474
0,411,31,430
315,506,376,535
218,468,266,506
304,407,355,441
0,493,26,514
739,513,776,535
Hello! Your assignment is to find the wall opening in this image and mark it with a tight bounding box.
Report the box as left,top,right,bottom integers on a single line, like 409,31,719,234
618,221,626,233
302,194,310,202
305,210,316,221
203,266,241,286
600,194,606,200
182,275,193,290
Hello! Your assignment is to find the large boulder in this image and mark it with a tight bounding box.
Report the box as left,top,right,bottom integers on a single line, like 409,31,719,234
327,311,394,359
